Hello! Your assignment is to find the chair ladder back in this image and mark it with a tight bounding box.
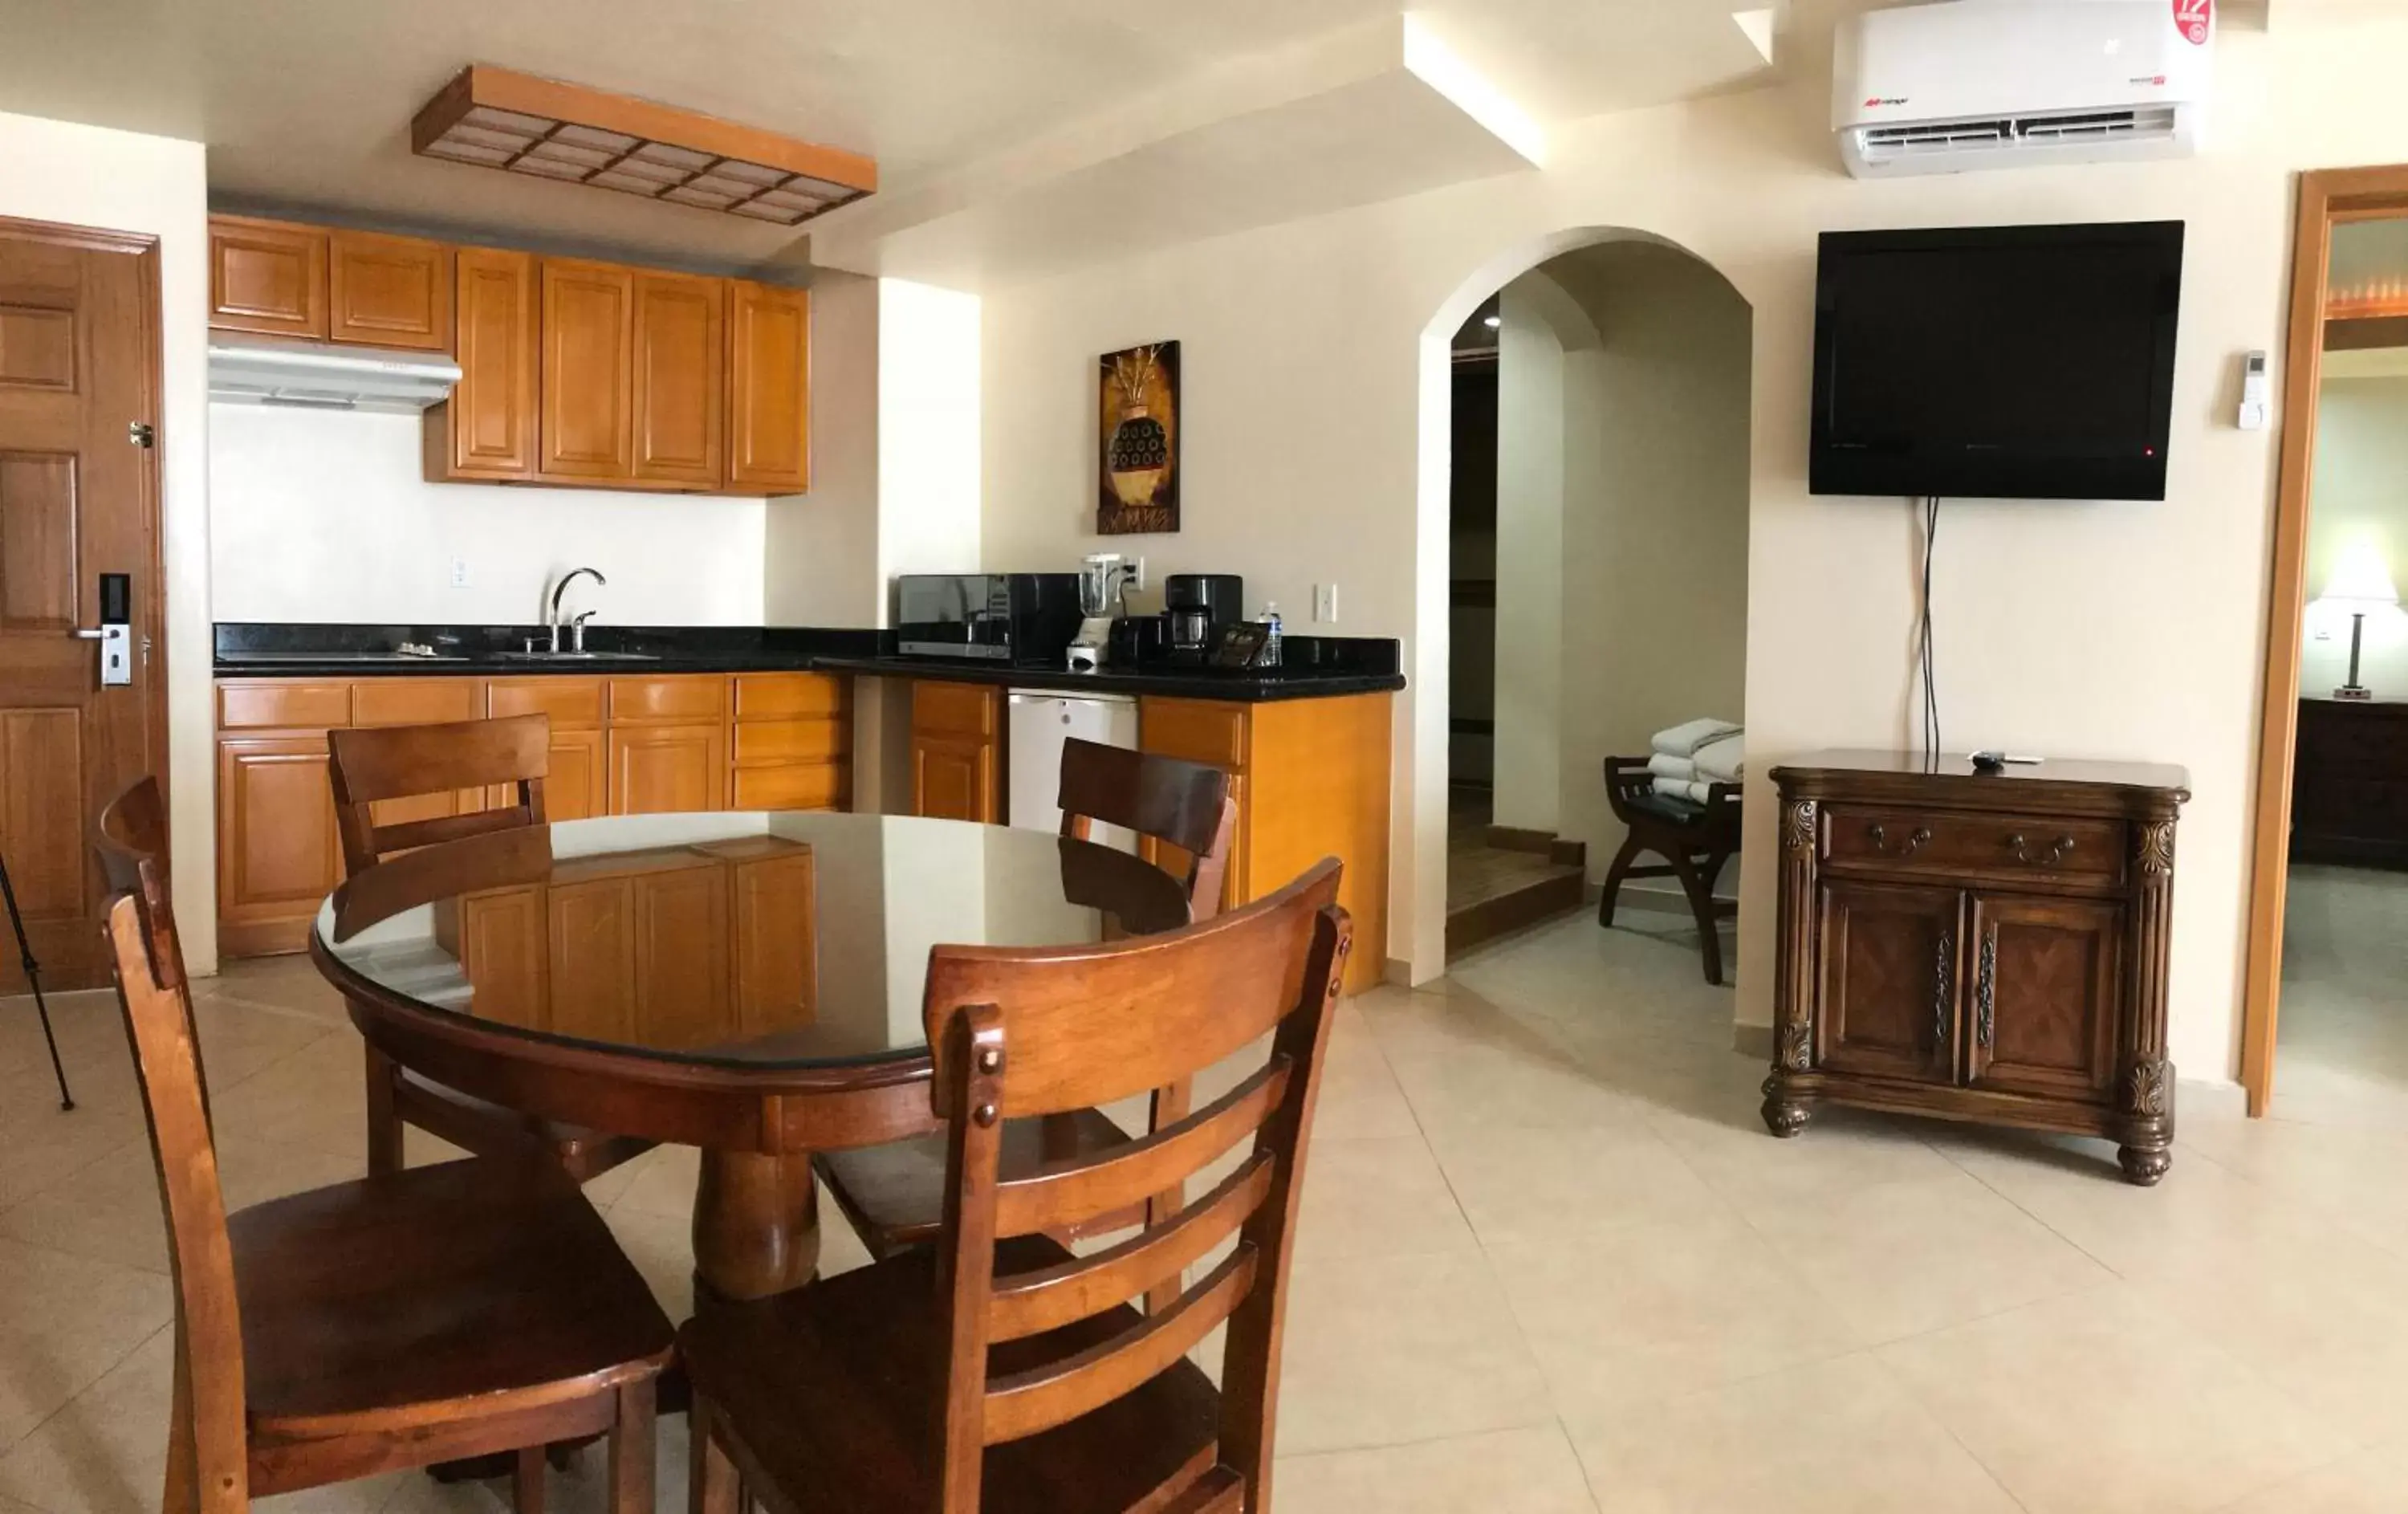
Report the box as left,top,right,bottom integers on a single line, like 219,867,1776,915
993,1056,1290,1238
921,864,1352,1514
96,783,249,1511
1056,739,1236,918
326,714,551,876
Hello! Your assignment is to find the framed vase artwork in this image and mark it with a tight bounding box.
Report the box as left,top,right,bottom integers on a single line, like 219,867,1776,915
1098,341,1179,535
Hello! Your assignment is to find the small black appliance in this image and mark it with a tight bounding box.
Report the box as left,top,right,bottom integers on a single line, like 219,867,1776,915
894,574,1084,666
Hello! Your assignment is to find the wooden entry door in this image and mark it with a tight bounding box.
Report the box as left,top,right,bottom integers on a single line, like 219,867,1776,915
0,219,164,990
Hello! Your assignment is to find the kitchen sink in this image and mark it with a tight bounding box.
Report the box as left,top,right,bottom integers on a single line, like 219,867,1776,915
490,650,661,663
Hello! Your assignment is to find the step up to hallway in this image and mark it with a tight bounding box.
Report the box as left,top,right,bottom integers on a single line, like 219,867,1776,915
1446,828,1587,959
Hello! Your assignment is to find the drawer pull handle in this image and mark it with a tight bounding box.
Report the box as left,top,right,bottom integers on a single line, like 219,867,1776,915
1869,824,1933,857
1976,925,1999,1048
1934,929,1954,1048
2007,833,2077,867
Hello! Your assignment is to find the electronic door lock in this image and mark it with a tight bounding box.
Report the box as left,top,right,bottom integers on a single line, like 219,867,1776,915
87,572,132,686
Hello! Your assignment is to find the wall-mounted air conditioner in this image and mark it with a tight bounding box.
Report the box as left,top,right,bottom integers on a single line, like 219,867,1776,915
1833,0,2213,179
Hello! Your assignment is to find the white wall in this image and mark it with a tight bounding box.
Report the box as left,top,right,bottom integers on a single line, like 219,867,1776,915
978,15,2408,1083
209,405,767,625
765,268,882,628
2301,377,2408,694
1548,242,1752,884
0,111,217,971
1491,282,1565,832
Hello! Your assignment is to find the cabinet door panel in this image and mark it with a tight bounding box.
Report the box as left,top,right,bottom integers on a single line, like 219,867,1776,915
732,849,817,1034
543,727,610,821
455,885,549,1029
208,216,327,338
633,862,734,1048
437,246,536,479
217,738,339,926
726,281,810,493
547,877,638,1044
913,734,996,824
633,271,725,486
1965,894,2123,1101
539,258,635,480
732,761,845,812
1816,881,1962,1083
327,229,452,351
609,722,727,816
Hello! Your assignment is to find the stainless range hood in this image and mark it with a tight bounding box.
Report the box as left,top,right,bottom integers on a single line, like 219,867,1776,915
207,334,462,413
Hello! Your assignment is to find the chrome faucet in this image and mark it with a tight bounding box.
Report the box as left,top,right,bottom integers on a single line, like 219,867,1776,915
549,567,605,653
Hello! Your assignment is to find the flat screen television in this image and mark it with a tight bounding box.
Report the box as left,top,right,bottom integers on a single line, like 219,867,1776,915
1809,220,2185,501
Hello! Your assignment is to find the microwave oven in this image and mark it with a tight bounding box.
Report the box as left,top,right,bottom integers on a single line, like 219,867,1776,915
893,574,1084,665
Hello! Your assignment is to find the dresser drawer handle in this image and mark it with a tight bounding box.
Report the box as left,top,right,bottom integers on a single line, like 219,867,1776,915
1868,823,1933,857
2007,833,2077,867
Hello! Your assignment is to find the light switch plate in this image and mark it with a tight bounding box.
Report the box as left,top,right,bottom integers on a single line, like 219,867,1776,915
449,556,471,588
1314,583,1339,623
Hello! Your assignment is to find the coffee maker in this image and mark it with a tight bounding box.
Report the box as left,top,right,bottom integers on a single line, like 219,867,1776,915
1163,573,1243,665
1067,553,1126,673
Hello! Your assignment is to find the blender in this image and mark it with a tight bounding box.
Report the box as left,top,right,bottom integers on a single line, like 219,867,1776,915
1067,552,1125,673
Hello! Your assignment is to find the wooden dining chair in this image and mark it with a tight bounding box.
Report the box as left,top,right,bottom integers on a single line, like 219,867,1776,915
816,739,1242,1280
685,858,1349,1514
326,713,650,1181
96,777,674,1514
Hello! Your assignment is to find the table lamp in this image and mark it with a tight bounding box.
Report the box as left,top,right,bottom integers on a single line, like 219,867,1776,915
2316,544,2400,701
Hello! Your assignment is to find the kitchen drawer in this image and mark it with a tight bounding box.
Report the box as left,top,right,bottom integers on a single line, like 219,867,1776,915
1823,805,2125,888
913,681,998,739
218,681,350,731
352,678,481,727
734,671,846,721
1139,697,1250,772
487,676,606,729
608,674,729,724
733,761,846,812
732,718,846,767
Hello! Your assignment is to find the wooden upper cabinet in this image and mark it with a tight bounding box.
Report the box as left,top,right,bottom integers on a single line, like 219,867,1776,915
726,281,811,494
429,246,537,482
539,258,637,481
208,216,328,339
633,271,726,487
327,229,453,351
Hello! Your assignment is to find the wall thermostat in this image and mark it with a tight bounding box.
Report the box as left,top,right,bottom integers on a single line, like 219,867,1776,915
2238,350,2270,431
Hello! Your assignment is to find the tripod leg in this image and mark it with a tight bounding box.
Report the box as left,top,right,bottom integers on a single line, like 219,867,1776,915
0,856,74,1111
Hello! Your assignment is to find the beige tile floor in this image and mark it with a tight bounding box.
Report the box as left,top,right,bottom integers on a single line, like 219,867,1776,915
5,871,2408,1512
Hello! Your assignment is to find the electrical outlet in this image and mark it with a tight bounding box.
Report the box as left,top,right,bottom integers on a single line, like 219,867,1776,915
1314,583,1339,623
1128,556,1147,592
449,556,470,588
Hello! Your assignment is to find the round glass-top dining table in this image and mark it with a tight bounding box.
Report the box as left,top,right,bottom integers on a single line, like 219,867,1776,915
307,809,1193,1303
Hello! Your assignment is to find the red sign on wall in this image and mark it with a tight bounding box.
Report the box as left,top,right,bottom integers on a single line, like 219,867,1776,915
2173,0,2213,46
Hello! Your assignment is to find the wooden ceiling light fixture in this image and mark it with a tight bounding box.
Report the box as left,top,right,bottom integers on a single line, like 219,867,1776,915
411,65,876,226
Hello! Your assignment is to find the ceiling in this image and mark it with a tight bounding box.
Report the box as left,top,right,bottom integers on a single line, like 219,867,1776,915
0,0,1824,276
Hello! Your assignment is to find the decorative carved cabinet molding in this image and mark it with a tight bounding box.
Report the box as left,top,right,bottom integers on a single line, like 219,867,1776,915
1763,752,2189,1185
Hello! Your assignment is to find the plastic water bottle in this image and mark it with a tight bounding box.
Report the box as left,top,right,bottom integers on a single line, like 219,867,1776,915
1261,603,1283,669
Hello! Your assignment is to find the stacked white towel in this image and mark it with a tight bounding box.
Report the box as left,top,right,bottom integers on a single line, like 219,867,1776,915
1695,733,1745,784
1646,751,1695,782
1653,775,1723,804
1651,718,1741,759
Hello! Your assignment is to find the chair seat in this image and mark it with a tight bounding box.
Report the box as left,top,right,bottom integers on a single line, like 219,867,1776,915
816,1107,1137,1256
1625,792,1711,825
230,1156,675,1436
394,1072,656,1183
682,1238,1222,1514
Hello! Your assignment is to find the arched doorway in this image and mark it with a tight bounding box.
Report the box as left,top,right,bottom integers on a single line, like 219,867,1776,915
1409,228,1754,985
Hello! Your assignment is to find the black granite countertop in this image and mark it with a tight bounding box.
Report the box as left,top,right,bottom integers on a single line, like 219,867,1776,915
214,625,1405,703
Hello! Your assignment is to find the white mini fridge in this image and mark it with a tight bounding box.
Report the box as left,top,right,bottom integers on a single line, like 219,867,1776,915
1007,689,1139,850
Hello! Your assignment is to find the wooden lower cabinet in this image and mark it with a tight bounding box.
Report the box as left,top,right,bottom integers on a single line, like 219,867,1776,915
909,682,1003,824
1814,881,1959,1085
437,840,814,1048
216,671,851,958
1136,692,1392,995
1764,755,2189,1184
215,736,342,958
609,723,727,816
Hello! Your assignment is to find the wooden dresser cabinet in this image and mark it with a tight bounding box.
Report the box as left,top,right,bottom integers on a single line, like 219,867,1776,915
2291,696,2408,866
1763,753,2189,1184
